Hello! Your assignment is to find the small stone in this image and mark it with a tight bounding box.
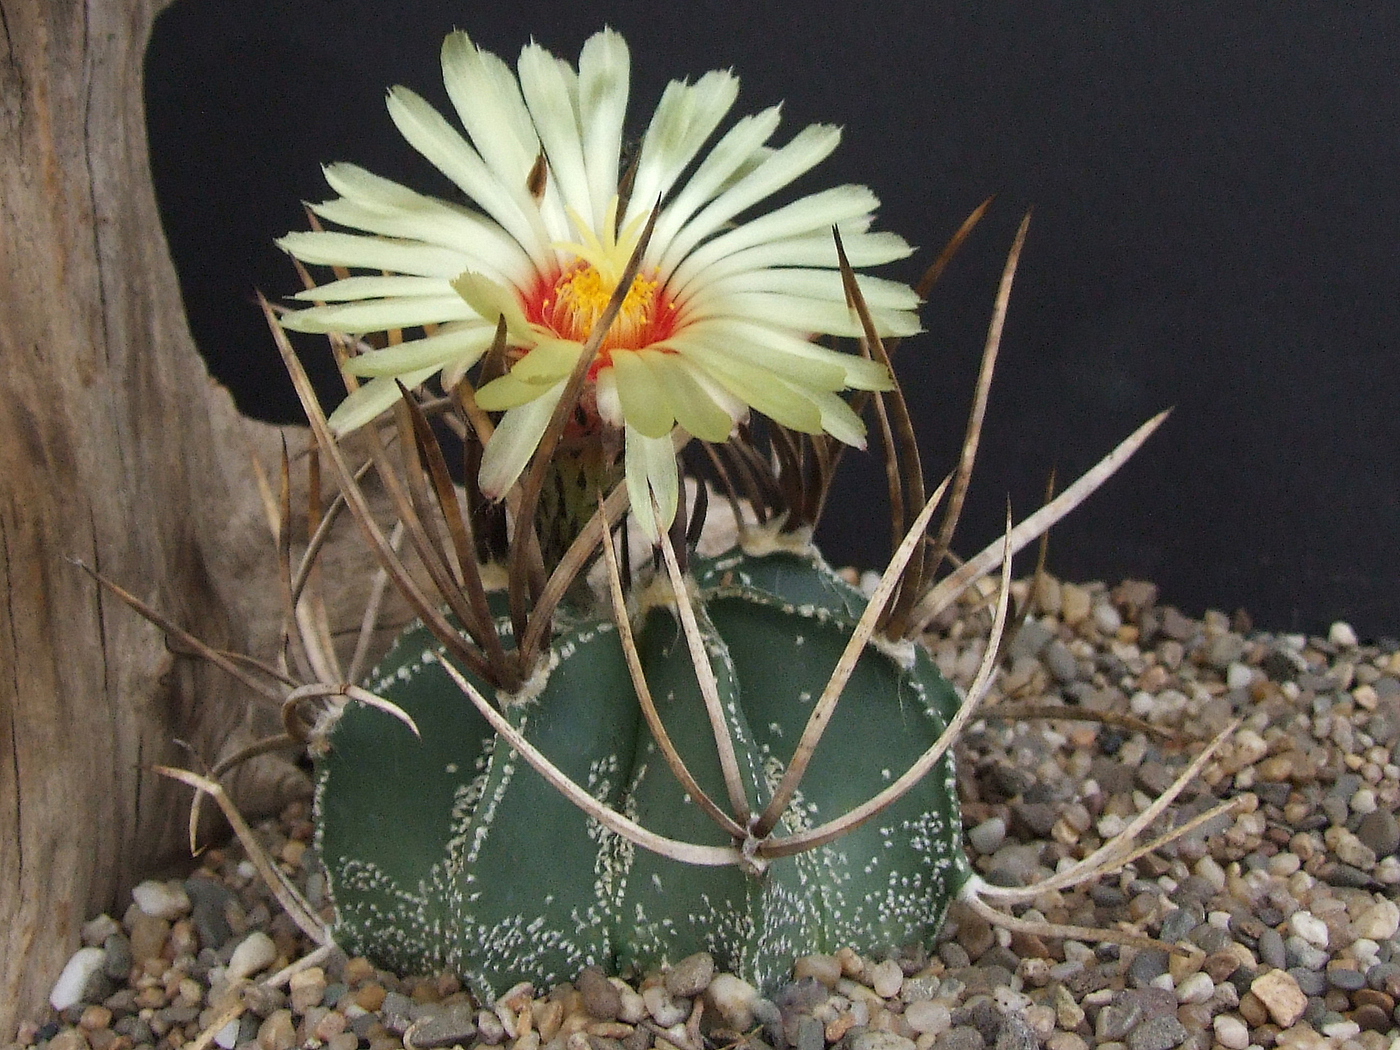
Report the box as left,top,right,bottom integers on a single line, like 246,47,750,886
904,1002,951,1036
226,931,277,982
1288,911,1329,948
1237,991,1268,1027
125,913,168,966
213,1016,242,1050
1175,972,1214,1004
870,959,904,999
706,974,759,1031
1093,600,1124,634
665,951,714,998
992,1013,1036,1050
1126,1015,1186,1050
1251,970,1307,1027
579,966,623,1020
47,1031,89,1050
933,1029,983,1050
288,966,327,1013
1326,966,1366,992
642,984,688,1027
353,981,387,1011
1053,985,1084,1030
1351,1003,1391,1032
1129,949,1170,985
792,954,841,988
403,1002,479,1050
1211,1014,1249,1050
130,880,190,920
850,1032,916,1050
257,1010,297,1050
1061,584,1092,625
1258,928,1287,969
183,877,235,952
1096,997,1144,1041
1043,640,1081,683
1358,810,1400,860
50,947,108,1010
968,817,1007,855
1330,621,1359,648
1353,899,1400,940
795,1015,825,1050
1046,1036,1088,1050
1204,633,1246,671
80,915,121,947
1202,951,1240,983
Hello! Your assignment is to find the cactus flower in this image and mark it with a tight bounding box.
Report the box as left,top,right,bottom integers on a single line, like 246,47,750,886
278,28,919,536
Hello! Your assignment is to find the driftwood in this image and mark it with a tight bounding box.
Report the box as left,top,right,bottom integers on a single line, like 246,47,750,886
0,0,391,1032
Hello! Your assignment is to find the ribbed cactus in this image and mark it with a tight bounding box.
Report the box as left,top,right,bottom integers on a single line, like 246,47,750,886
314,545,970,997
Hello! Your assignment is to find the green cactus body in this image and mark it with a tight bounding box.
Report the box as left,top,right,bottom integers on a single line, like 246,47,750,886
314,546,971,997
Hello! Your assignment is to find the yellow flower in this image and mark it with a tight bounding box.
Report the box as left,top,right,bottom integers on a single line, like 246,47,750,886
279,29,919,538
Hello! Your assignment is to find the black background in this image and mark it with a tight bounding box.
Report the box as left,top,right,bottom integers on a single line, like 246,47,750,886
145,2,1400,638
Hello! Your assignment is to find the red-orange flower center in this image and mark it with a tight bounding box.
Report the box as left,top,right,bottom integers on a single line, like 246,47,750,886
522,261,682,371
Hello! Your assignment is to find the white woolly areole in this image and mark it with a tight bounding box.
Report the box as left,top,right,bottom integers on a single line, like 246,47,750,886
489,646,560,710
738,521,815,559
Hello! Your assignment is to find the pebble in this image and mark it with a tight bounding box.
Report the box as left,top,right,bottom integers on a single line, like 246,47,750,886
1126,1015,1187,1050
226,930,277,982
851,1032,916,1050
130,878,190,920
1330,621,1359,648
1212,1014,1250,1049
1175,971,1214,1003
905,1001,952,1035
869,959,903,998
794,954,843,988
664,951,714,997
1251,970,1308,1027
126,911,168,966
579,965,623,1020
403,1002,478,1049
1358,810,1400,858
968,816,1007,855
706,973,759,1030
49,947,107,1011
1288,911,1329,948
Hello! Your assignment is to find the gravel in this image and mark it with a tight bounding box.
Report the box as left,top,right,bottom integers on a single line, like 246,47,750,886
11,576,1400,1050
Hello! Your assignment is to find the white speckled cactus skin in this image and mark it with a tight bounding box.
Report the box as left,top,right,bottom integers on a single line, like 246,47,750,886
314,546,971,998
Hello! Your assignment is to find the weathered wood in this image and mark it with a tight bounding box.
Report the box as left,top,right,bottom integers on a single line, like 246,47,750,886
0,0,384,1032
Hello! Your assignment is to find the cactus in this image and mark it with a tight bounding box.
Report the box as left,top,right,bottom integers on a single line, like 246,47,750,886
315,545,969,997
107,31,1202,1025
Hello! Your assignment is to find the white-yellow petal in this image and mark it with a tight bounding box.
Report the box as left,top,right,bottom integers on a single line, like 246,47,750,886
684,351,824,434
450,271,535,341
279,296,476,335
657,123,842,274
611,351,675,439
625,425,679,542
277,231,469,278
507,339,582,386
292,275,454,302
325,366,441,435
386,86,549,264
668,184,881,294
577,29,630,234
651,354,737,442
477,381,567,499
517,43,591,225
624,70,739,230
645,106,782,270
342,325,496,377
